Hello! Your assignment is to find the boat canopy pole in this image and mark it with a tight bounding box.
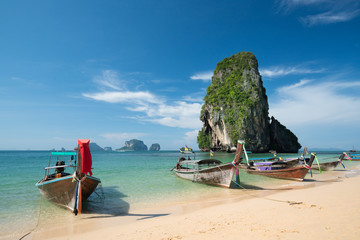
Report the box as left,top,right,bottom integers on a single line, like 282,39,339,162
338,153,346,168
308,153,316,166
46,154,51,177
44,165,72,170
233,140,243,164
238,140,249,165
232,140,245,188
300,147,308,160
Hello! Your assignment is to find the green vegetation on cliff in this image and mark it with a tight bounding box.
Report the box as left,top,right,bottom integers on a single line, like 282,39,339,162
197,129,210,150
201,52,266,145
198,51,300,153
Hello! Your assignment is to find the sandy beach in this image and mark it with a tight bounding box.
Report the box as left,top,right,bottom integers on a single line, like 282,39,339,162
13,168,358,240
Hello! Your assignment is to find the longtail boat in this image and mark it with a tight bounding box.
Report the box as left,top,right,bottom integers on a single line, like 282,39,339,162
241,145,316,181
343,152,360,161
308,154,345,171
311,161,340,171
172,141,243,188
36,139,101,215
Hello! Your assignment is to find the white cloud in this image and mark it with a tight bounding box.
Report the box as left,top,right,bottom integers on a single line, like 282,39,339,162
275,0,360,26
190,71,213,81
261,65,324,78
94,70,124,90
277,79,312,92
184,129,200,140
83,91,160,104
170,129,200,150
269,79,360,127
182,89,207,103
276,0,333,12
130,101,203,129
83,71,203,130
300,9,360,26
101,132,147,142
182,95,205,102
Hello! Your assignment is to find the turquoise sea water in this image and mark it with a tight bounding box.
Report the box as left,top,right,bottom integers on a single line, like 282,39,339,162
0,150,358,238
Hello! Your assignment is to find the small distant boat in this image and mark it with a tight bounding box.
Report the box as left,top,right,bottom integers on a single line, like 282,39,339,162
172,141,243,188
242,146,316,181
36,139,101,215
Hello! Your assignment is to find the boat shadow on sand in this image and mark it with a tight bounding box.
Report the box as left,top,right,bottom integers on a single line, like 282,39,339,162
82,186,169,220
302,178,342,183
81,186,129,216
229,181,293,191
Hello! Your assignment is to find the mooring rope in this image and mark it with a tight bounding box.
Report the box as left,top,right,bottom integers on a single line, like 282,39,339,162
231,179,303,205
91,183,105,201
18,195,43,240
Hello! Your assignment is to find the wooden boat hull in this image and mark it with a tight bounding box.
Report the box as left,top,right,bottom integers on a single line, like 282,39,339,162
345,158,360,161
312,161,340,171
246,166,310,181
36,174,101,211
173,163,236,188
344,153,360,161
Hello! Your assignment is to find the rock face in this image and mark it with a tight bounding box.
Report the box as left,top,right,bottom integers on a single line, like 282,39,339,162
149,143,161,151
103,147,113,151
269,117,301,153
118,139,148,151
198,52,300,153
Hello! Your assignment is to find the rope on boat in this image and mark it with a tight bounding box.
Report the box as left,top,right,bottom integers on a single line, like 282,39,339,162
90,183,106,201
312,153,321,173
73,178,81,215
18,194,44,240
343,152,353,163
231,161,240,187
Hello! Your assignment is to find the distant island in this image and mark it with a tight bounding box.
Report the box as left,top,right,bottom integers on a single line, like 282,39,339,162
103,147,113,151
149,143,161,151
116,139,148,151
88,139,160,152
89,142,105,151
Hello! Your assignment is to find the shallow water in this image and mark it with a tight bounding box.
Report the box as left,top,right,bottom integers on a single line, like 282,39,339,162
0,150,358,238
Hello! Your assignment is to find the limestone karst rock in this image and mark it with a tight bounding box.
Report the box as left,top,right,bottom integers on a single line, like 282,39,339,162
149,143,161,151
198,52,301,153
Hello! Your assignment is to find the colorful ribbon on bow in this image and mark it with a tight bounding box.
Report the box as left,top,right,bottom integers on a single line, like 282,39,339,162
73,175,82,216
312,153,321,173
343,152,352,163
232,160,240,187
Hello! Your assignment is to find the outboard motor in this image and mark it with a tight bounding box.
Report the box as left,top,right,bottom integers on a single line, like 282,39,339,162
56,160,65,174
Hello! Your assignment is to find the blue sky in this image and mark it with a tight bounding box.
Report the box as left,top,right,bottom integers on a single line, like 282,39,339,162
1,0,360,150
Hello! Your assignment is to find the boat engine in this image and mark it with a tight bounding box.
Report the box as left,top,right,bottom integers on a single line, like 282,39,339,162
56,160,65,173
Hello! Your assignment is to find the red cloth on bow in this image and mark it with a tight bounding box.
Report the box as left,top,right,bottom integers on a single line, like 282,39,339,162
78,139,93,176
